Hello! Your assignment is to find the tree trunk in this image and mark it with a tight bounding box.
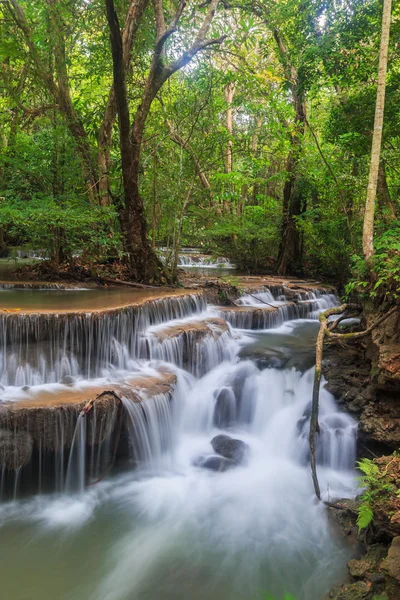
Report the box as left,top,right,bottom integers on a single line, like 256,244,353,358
106,0,165,282
363,0,392,264
377,161,397,220
224,82,235,174
276,96,306,275
97,0,151,206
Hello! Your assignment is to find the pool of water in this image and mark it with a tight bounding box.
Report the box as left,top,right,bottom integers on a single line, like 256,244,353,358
0,287,192,312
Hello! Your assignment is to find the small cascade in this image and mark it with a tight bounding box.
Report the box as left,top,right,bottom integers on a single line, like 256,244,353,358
121,392,175,469
65,412,87,493
217,287,338,329
177,254,236,269
141,316,237,376
178,360,357,498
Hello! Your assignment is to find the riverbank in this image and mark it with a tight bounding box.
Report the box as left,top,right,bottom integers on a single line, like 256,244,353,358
322,298,400,600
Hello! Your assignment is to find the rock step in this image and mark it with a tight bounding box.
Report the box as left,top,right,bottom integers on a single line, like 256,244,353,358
144,317,232,375
0,369,177,468
215,304,298,329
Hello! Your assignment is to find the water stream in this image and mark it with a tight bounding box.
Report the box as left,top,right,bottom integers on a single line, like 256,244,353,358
0,286,358,600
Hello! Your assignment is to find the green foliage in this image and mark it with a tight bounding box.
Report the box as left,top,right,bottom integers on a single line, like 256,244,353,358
1,0,400,281
204,202,280,273
0,196,120,263
345,224,400,299
356,457,398,532
263,594,296,600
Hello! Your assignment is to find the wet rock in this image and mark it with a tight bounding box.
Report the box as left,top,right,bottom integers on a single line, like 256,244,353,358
213,388,236,428
0,429,33,469
369,572,385,585
194,455,236,472
239,348,288,371
254,355,287,370
327,581,371,600
348,545,386,579
327,498,360,541
348,559,371,579
382,537,400,583
61,375,75,386
211,434,249,463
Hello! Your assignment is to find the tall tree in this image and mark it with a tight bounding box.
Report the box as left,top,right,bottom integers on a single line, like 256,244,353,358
105,0,225,281
363,0,392,265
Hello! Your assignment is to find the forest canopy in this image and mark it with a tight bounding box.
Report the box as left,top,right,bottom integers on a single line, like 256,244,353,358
0,0,399,286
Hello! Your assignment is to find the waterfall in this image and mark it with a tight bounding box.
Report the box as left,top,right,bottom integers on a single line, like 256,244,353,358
65,412,87,494
177,255,236,269
217,288,338,329
0,282,359,599
0,293,205,385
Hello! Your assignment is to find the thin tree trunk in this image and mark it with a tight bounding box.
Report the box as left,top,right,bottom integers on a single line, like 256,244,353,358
224,82,235,174
172,182,194,280
377,161,397,220
363,0,392,264
276,96,306,275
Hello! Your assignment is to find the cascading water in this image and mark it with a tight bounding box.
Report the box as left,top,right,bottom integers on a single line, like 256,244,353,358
0,285,359,600
0,293,206,385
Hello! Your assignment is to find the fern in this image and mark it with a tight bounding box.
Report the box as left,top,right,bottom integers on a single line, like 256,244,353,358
358,458,380,478
357,503,374,531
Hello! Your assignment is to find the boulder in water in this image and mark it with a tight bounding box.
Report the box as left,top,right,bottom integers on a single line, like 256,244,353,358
211,434,249,463
194,454,236,472
61,375,75,386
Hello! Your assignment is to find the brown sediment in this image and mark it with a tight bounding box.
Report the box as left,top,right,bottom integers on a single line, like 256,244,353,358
0,288,201,315
217,305,279,314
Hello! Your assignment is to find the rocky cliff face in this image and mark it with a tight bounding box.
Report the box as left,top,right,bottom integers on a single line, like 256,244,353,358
323,303,400,451
324,303,400,600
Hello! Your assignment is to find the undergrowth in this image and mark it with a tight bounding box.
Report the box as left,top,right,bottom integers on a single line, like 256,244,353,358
357,454,400,531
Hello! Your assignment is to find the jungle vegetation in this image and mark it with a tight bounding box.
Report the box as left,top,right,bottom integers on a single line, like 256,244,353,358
0,0,399,286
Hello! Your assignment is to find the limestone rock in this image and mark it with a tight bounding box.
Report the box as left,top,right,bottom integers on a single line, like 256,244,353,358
382,537,400,583
0,429,33,469
327,581,371,600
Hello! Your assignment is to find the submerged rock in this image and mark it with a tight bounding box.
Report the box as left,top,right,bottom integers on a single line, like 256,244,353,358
194,455,236,472
211,434,249,463
61,375,75,386
213,387,236,428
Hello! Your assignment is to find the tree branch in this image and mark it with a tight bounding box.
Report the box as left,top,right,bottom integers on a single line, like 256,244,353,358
165,0,225,77
105,0,132,162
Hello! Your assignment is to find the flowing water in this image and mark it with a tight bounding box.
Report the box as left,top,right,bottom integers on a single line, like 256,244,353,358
0,286,358,600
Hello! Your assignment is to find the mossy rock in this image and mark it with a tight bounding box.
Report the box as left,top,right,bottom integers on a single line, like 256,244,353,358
327,581,371,600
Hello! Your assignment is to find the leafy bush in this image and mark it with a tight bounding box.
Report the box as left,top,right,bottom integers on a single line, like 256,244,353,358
357,456,400,531
0,195,121,264
203,202,280,272
345,223,400,299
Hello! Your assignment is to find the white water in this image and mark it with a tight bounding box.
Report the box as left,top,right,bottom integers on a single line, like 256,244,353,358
0,287,358,599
